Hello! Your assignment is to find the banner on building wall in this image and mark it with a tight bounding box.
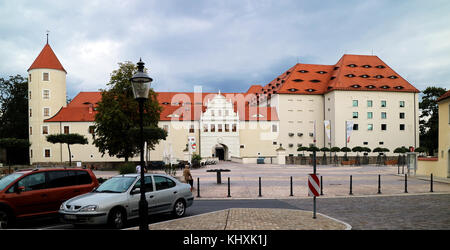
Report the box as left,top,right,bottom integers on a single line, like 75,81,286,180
346,121,353,143
324,120,331,141
188,136,196,153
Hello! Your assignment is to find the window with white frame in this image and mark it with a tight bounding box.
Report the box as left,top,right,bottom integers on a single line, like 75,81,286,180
43,107,50,117
43,89,50,99
43,72,49,81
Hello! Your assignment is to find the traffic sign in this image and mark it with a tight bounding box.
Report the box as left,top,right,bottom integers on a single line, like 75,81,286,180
308,174,320,197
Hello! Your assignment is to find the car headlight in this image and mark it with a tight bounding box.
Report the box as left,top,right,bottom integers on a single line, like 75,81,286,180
80,205,98,212
60,203,65,210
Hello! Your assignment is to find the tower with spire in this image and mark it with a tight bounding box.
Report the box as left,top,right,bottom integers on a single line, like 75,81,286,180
28,38,67,164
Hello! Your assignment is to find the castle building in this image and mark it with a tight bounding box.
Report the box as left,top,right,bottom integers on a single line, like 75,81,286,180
27,41,420,166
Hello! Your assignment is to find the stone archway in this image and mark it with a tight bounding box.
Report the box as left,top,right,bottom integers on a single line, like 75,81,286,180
213,144,228,161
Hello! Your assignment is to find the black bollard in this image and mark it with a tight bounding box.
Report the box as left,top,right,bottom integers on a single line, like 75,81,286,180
320,175,323,195
227,177,231,197
290,176,293,197
430,173,433,193
377,175,381,194
349,175,353,195
404,174,408,193
259,177,262,197
197,177,200,198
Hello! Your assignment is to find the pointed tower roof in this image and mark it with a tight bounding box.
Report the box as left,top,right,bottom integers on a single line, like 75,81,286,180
28,43,66,73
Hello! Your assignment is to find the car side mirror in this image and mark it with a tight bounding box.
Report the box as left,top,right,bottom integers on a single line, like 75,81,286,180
131,188,140,195
16,186,25,194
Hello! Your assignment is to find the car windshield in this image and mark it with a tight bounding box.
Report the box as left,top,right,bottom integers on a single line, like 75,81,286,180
94,176,136,193
0,173,24,191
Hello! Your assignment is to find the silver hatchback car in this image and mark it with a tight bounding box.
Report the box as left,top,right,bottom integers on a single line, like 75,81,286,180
59,173,194,229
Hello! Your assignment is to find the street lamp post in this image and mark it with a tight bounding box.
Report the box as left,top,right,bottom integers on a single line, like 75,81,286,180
130,58,153,231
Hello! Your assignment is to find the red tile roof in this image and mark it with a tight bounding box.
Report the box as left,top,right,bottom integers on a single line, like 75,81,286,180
28,43,66,73
437,90,450,102
256,54,419,103
45,91,279,122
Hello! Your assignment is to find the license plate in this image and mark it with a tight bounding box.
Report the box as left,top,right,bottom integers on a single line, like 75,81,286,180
64,214,77,220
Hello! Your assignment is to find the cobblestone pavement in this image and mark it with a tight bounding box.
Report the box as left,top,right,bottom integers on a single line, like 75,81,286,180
177,162,450,199
95,162,450,199
140,208,350,230
281,193,450,230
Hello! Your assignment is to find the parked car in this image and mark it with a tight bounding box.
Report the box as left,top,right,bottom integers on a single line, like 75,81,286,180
59,173,194,229
0,168,99,229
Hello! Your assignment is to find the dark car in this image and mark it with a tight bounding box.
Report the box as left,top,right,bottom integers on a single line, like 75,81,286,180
0,168,99,228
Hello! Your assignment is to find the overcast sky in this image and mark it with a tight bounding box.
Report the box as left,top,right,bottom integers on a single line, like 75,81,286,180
1,0,449,99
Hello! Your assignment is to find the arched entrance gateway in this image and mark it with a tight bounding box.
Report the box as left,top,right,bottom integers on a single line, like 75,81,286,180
213,144,228,161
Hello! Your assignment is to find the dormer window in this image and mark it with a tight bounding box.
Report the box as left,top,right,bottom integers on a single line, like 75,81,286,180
380,85,390,89
362,65,372,68
375,65,386,69
360,74,370,78
347,64,357,68
298,70,309,73
334,66,339,70
306,89,316,92
310,79,321,83
351,85,361,88
162,102,170,105
316,71,327,74
345,74,356,78
366,85,376,89
395,86,404,90
388,75,398,79
374,75,384,79
288,88,298,92
330,76,336,80
286,71,291,75
292,79,304,82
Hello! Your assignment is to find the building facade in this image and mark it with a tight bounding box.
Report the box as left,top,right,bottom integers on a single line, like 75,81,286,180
27,42,420,166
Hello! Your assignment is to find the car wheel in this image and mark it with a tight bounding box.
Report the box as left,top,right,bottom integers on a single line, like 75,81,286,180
0,209,11,229
108,208,126,229
173,199,186,218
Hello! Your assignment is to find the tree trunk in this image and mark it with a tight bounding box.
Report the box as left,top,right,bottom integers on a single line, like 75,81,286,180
67,143,71,167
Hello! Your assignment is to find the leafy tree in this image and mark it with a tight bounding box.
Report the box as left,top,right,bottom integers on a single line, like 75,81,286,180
341,147,351,161
330,147,341,164
320,147,330,165
46,133,88,166
352,146,363,165
419,87,447,155
0,75,29,164
0,138,30,166
93,61,166,162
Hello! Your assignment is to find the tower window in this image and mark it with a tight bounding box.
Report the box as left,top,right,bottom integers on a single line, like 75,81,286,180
400,124,405,130
43,107,50,117
43,72,49,81
43,89,50,99
400,101,405,107
400,112,405,119
64,126,70,134
368,124,373,131
352,112,358,118
352,100,358,107
381,124,387,131
381,100,387,107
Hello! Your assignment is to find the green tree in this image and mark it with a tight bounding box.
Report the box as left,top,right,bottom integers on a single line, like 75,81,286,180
93,61,166,162
0,75,29,164
341,147,351,161
320,147,330,165
330,147,340,164
46,133,88,166
0,138,30,167
419,87,447,155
